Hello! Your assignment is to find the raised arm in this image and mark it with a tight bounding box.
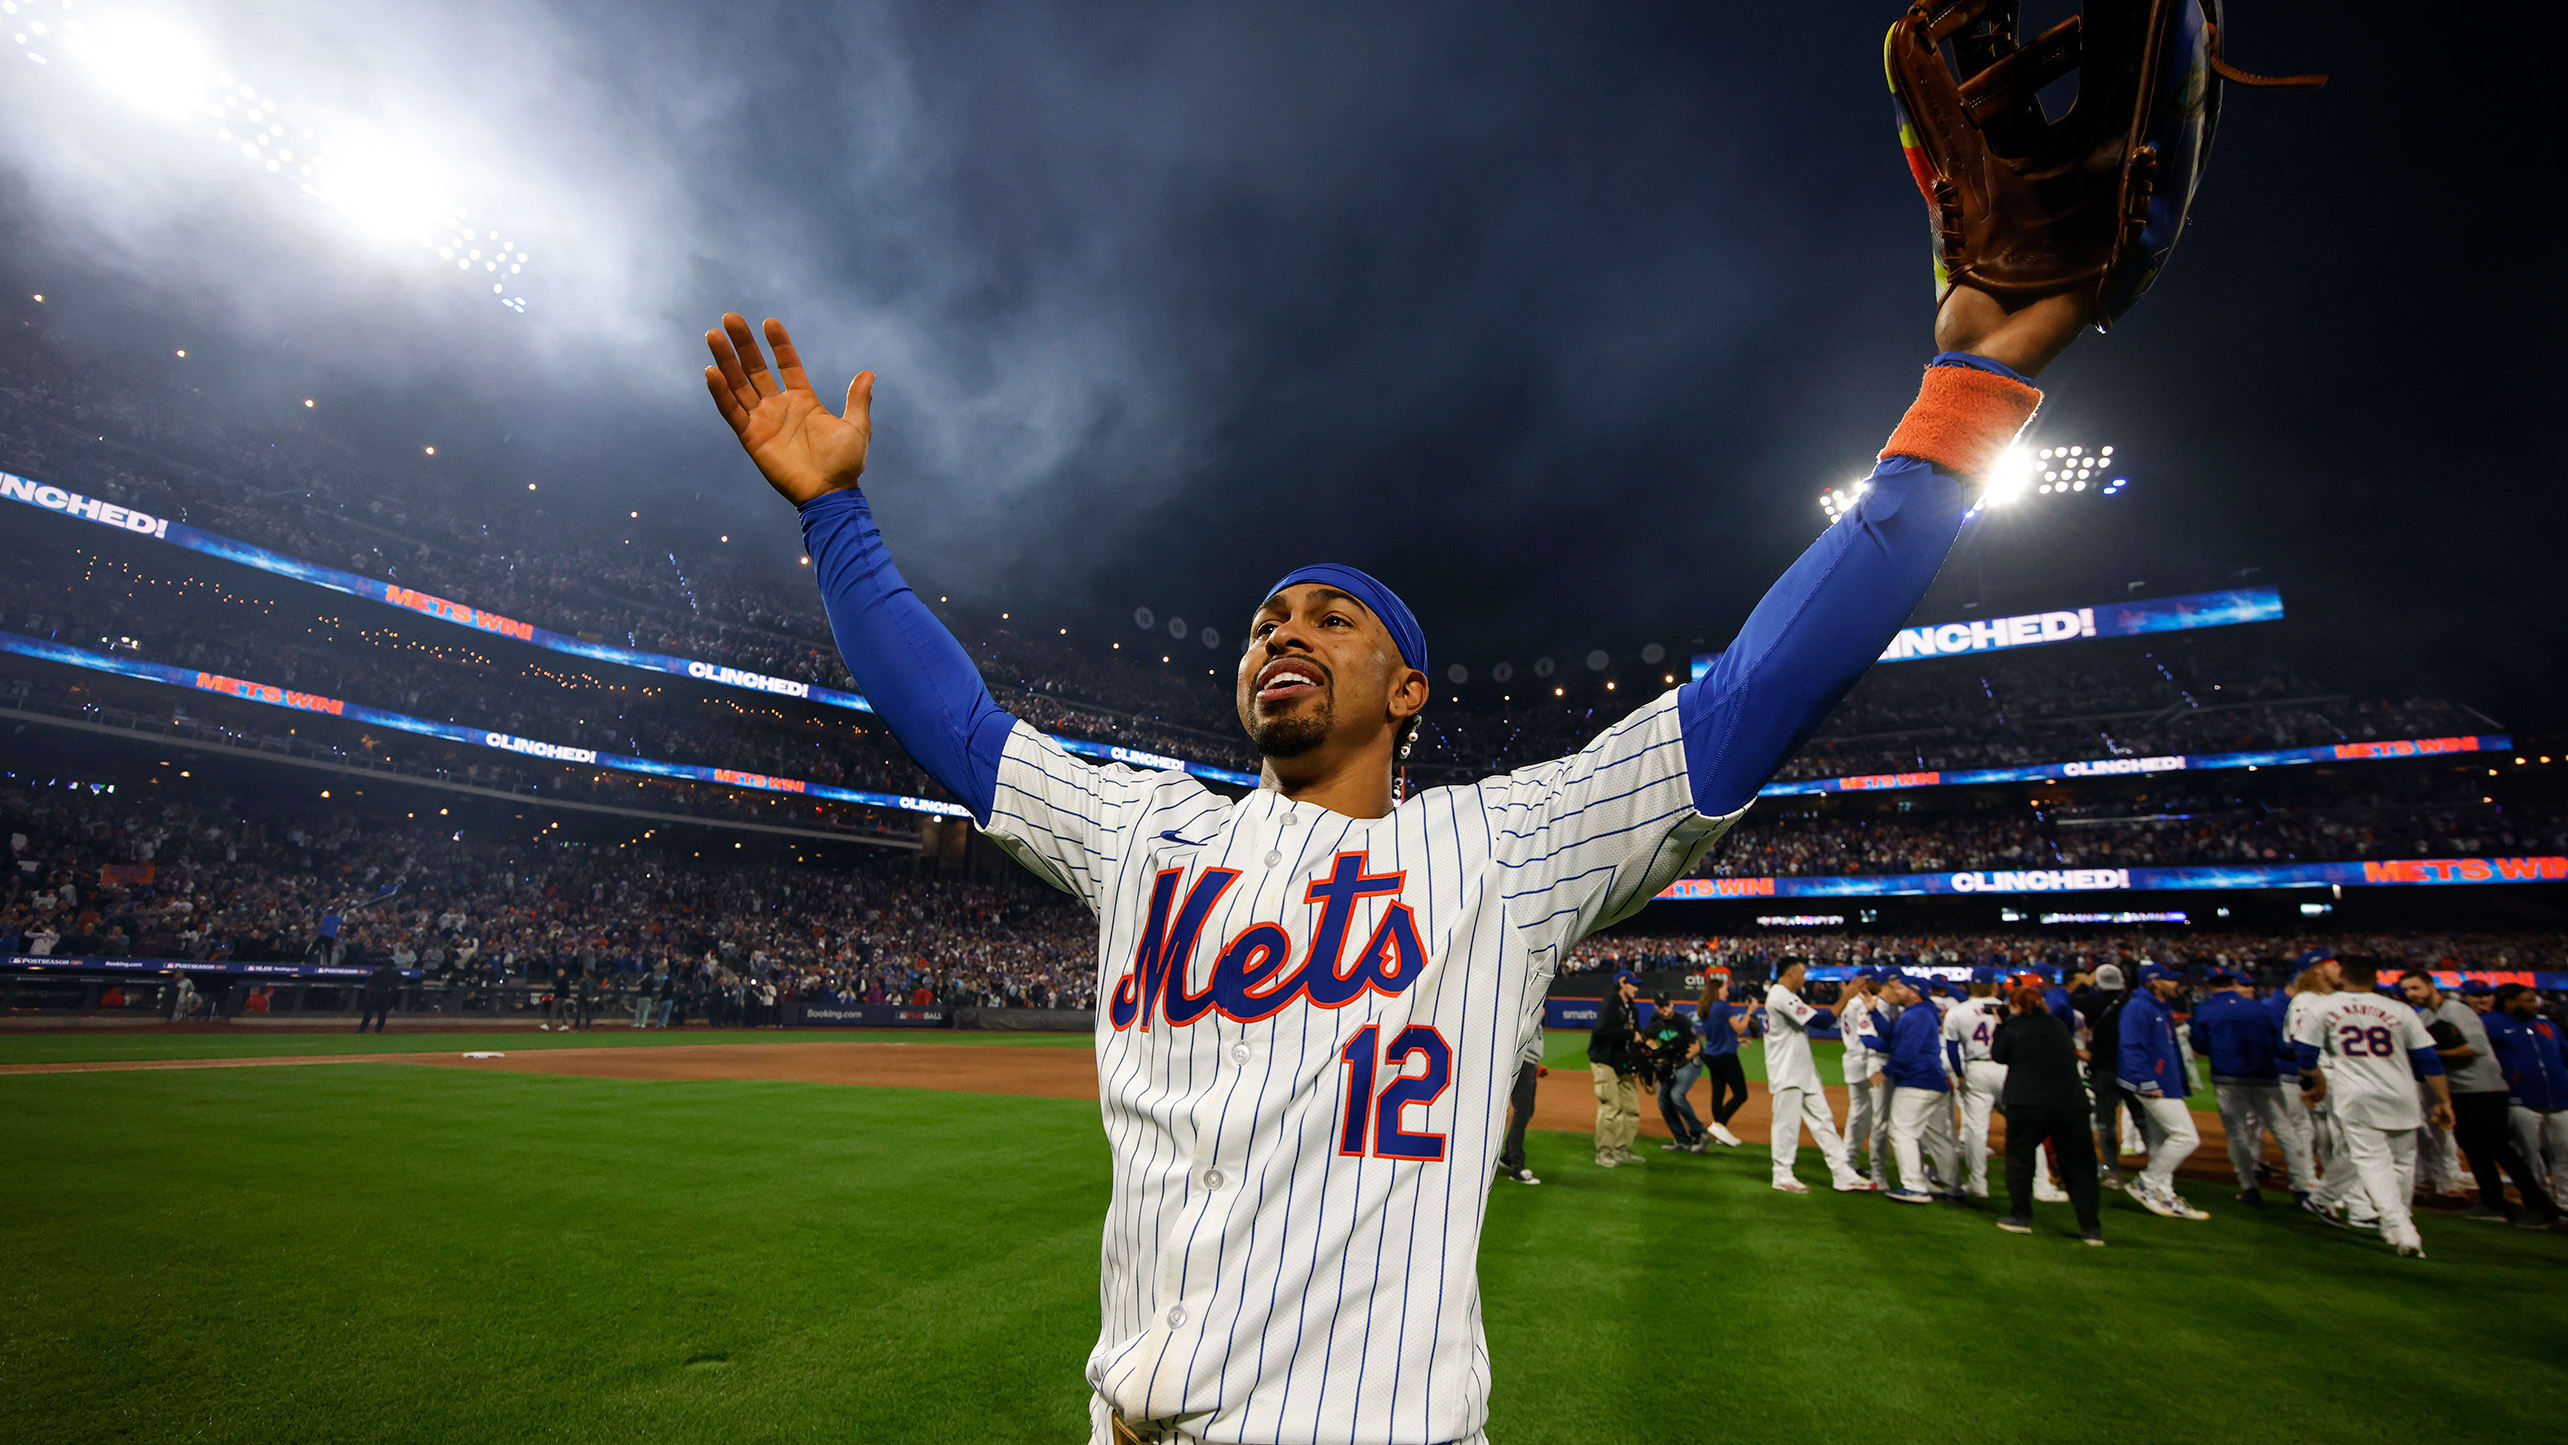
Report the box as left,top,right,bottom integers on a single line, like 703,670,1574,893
1677,288,2079,815
703,315,1010,820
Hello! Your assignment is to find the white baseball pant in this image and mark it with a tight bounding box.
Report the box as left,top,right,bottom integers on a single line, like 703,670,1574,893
2414,1085,2463,1194
1888,1085,1959,1195
2511,1106,2568,1203
2337,1123,2421,1251
1845,1072,1890,1185
2213,1079,2316,1193
1769,1084,1859,1188
1959,1060,2006,1196
2130,1094,2201,1198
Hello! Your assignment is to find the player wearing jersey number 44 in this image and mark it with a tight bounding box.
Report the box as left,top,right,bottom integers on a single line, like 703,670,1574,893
700,62,2112,1445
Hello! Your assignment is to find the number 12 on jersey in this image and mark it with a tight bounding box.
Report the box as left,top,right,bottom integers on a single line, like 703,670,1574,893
1338,1024,1453,1162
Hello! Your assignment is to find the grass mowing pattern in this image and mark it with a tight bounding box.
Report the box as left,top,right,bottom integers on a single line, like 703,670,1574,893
0,1026,1091,1067
6,1066,2563,1443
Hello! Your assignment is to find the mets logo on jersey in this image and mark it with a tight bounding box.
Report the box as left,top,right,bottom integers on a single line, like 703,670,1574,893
1108,850,1429,1031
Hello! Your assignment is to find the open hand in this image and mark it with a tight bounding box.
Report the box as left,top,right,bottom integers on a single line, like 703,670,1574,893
703,314,873,506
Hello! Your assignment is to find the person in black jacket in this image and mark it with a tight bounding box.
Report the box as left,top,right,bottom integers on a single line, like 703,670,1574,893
1992,987,2103,1245
2071,963,2133,1187
357,954,401,1034
1590,971,1644,1168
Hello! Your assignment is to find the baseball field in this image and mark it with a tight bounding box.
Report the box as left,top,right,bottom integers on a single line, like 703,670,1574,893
7,1027,2563,1444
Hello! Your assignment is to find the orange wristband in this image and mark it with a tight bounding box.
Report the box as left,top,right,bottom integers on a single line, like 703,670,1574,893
1877,364,2043,478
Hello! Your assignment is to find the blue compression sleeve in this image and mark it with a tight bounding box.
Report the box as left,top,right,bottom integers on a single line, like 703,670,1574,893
2409,1046,2446,1079
799,489,1015,823
2294,1042,2322,1073
1675,356,2021,815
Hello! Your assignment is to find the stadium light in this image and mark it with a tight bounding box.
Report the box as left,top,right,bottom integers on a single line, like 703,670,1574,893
1981,444,2034,507
26,3,536,308
62,13,212,121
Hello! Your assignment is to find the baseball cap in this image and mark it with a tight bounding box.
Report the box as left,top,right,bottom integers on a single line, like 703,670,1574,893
2292,948,2336,970
1969,965,2002,984
1262,564,1428,675
2138,963,2177,983
2093,963,2126,990
2459,978,2496,996
2206,967,2240,984
1614,970,1639,986
1853,966,1884,983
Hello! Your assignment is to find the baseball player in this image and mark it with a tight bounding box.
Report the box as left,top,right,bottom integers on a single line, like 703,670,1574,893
1866,973,1960,1204
1942,966,2009,1199
1763,959,1873,1195
2289,959,2455,1258
1838,967,1893,1189
2488,985,2568,1214
2190,967,2315,1205
1494,1019,1545,1187
2117,964,2209,1221
701,154,2085,1445
2284,955,2375,1229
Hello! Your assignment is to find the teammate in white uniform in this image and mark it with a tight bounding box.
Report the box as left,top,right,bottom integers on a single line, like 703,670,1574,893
2283,956,2374,1226
1764,960,1873,1195
703,250,2075,1438
1942,968,2009,1198
1837,967,1893,1189
2288,959,2454,1257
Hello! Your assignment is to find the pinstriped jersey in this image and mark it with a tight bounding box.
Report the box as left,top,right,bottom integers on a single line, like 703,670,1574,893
982,688,1740,1445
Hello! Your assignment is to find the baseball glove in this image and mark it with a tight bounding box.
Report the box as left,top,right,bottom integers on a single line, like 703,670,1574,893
1886,0,2323,328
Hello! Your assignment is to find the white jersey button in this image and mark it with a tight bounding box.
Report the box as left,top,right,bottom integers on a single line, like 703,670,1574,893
1165,1305,1187,1328
1230,1042,1252,1064
1202,1168,1224,1189
1262,851,1281,867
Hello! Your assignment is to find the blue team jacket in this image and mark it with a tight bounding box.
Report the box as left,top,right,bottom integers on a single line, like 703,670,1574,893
2189,992,2283,1082
1864,1004,1950,1092
2261,992,2300,1077
2488,1013,2568,1111
2118,990,2191,1099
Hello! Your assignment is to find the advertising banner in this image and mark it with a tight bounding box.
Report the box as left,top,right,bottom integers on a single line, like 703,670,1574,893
1653,855,2568,901
1694,586,2286,680
0,629,975,820
794,1003,949,1028
1757,734,2512,798
3,471,1260,788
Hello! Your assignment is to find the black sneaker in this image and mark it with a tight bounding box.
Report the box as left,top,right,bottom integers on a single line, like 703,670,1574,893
2081,1226,2106,1247
1995,1216,2033,1235
2513,1211,2559,1231
2460,1204,2510,1223
2236,1187,2263,1206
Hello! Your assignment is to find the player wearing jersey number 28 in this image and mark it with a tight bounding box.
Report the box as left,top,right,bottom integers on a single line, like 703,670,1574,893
701,175,2085,1445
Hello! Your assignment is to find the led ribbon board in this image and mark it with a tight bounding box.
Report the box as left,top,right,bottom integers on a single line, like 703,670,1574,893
0,630,973,819
1654,855,2568,900
1757,734,2513,797
1,471,1259,787
1692,586,2287,679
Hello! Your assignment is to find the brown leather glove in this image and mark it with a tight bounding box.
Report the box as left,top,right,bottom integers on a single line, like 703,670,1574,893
1885,0,2321,329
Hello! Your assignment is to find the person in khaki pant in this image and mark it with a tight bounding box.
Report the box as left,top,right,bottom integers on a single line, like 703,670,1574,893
1590,971,1644,1167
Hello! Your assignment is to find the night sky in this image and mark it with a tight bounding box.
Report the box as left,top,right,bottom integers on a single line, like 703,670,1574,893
3,2,2558,724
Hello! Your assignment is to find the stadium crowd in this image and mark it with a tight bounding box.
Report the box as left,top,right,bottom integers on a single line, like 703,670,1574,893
0,782,1094,1013
0,332,2508,802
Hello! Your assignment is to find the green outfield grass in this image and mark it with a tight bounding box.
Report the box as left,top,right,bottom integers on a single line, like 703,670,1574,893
0,1026,1091,1067
5,1064,2562,1444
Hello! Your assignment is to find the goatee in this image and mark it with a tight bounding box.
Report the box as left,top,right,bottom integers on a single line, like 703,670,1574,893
1247,699,1331,760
